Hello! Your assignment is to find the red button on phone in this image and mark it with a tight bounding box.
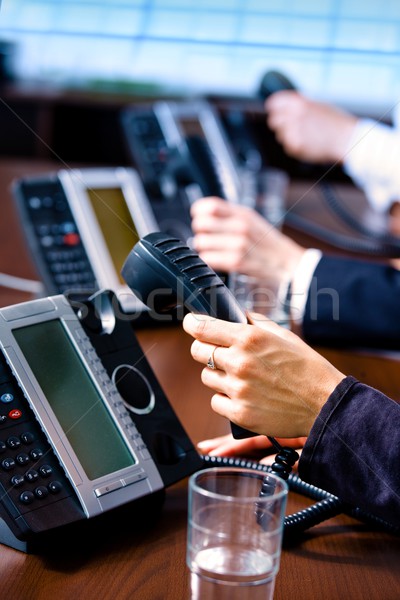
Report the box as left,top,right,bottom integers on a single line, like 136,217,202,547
63,232,80,246
8,409,22,419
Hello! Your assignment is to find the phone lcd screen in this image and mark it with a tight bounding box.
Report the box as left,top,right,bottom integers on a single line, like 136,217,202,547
86,187,140,284
13,319,136,480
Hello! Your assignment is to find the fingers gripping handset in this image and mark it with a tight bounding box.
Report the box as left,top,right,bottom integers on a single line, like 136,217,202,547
121,231,254,439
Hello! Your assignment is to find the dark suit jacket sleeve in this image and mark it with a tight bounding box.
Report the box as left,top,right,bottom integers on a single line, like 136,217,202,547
302,255,400,348
299,376,400,528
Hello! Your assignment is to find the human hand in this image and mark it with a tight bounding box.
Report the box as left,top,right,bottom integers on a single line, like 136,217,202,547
183,312,345,438
265,90,358,164
197,433,306,468
190,196,305,281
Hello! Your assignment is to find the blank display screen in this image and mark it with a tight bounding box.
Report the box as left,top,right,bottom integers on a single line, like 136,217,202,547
86,187,140,284
13,319,135,480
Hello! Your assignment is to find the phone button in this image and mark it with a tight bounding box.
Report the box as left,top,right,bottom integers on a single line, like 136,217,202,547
94,480,123,497
123,470,147,487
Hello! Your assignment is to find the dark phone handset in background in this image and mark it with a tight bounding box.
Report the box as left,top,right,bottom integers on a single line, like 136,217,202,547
219,70,298,175
165,133,227,212
257,70,297,100
120,100,242,247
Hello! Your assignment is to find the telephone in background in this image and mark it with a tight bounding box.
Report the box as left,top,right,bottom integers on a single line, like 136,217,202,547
120,99,242,244
211,69,346,179
11,167,160,318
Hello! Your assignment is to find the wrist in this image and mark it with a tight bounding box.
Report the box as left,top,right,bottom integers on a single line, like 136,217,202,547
332,114,359,163
282,242,306,279
304,370,346,435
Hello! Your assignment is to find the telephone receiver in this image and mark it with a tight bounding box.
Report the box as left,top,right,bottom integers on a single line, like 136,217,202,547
144,133,227,207
257,69,297,100
121,231,251,439
167,133,227,200
122,232,399,539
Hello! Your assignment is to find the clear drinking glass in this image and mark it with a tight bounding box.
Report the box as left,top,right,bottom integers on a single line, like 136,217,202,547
229,272,290,327
232,167,291,325
187,467,288,600
239,167,289,230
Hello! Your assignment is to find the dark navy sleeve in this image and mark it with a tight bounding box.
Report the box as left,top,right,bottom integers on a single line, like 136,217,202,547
298,376,400,527
302,256,400,349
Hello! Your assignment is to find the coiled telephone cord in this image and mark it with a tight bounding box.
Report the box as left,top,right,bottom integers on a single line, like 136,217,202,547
201,452,399,539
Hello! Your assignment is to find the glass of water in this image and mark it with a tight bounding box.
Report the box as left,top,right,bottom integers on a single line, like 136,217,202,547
187,467,288,600
233,167,291,325
239,166,289,230
229,271,291,327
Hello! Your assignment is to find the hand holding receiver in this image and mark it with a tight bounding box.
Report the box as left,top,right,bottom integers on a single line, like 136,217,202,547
122,234,400,537
121,231,254,438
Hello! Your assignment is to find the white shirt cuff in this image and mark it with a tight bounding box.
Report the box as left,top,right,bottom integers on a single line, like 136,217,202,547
344,118,400,213
290,248,323,323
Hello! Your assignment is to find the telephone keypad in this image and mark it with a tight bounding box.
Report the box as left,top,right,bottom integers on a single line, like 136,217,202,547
122,112,171,185
18,178,97,294
0,352,73,516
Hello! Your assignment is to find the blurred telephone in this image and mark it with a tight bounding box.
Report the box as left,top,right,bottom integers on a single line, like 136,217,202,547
0,290,202,552
121,99,241,243
12,167,160,316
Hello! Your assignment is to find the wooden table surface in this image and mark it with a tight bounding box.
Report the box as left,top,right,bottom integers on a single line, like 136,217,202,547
0,159,399,600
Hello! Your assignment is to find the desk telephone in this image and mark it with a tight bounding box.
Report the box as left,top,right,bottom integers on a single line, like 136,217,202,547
0,290,202,552
12,167,160,316
121,99,241,243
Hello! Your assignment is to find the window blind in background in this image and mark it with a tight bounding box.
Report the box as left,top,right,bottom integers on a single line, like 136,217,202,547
1,0,399,115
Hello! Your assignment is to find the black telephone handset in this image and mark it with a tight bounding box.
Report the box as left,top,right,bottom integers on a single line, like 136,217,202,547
122,233,399,539
162,133,228,215
121,231,253,439
183,134,227,199
257,69,297,100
